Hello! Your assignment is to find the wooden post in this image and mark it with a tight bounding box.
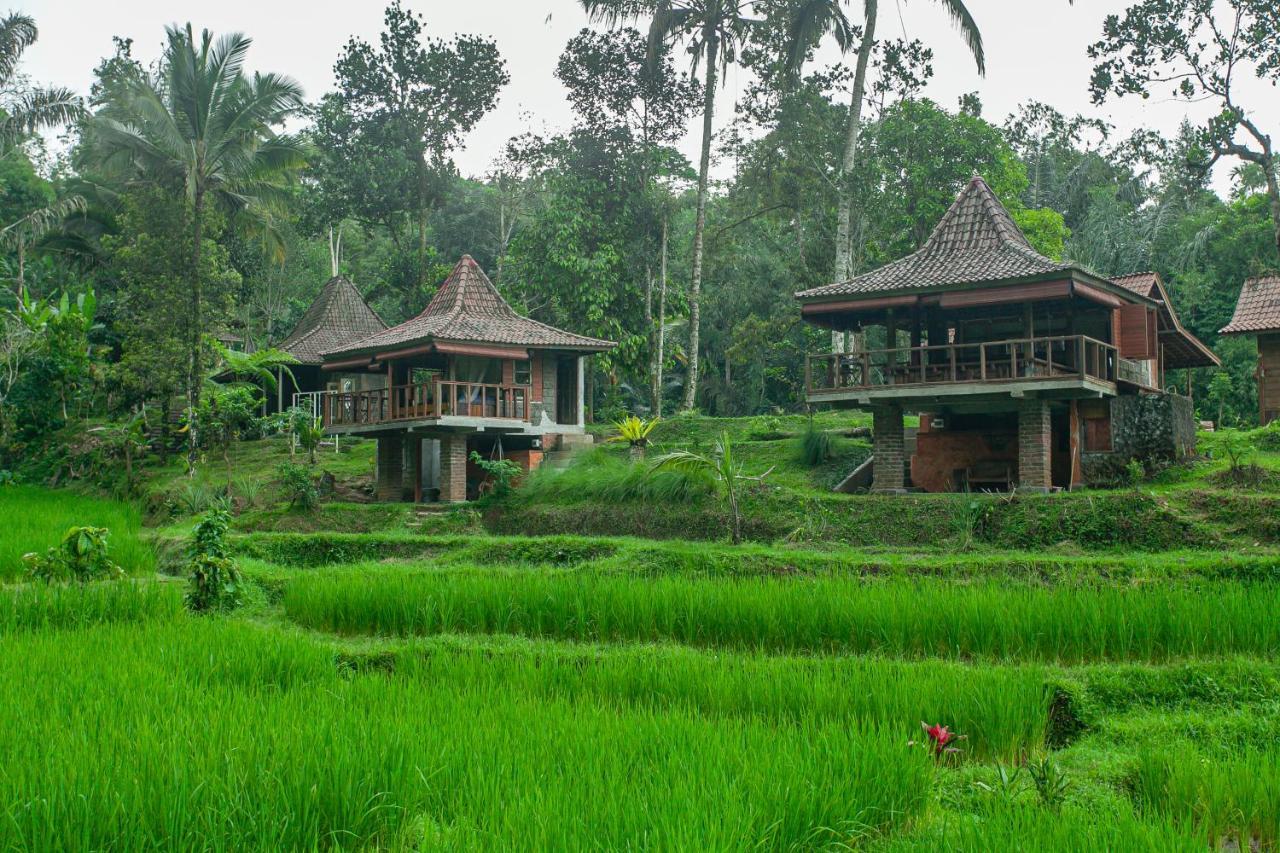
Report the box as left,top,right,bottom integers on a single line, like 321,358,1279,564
386,361,395,420
885,309,897,384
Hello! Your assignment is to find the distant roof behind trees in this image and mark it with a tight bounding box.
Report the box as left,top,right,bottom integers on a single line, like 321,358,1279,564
277,275,387,365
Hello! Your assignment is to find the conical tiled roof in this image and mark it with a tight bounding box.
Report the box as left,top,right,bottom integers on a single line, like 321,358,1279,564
796,175,1071,299
1221,274,1280,335
277,275,387,365
325,256,615,357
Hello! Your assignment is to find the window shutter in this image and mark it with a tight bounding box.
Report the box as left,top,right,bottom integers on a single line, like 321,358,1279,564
1117,304,1153,359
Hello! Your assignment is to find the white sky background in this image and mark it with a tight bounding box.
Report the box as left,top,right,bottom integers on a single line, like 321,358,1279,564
12,0,1279,196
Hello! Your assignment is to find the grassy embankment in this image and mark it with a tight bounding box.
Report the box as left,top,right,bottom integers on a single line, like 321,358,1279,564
3,415,1280,848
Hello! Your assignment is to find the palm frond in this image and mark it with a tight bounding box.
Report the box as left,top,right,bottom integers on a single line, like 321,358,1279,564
933,0,985,75
0,12,37,83
0,196,88,247
0,87,85,148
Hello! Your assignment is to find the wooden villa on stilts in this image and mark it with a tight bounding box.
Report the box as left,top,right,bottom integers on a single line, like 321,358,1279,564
1221,274,1280,426
796,175,1218,493
317,255,615,502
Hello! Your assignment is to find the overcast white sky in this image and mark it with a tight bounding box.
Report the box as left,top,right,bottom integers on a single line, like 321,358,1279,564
12,0,1277,194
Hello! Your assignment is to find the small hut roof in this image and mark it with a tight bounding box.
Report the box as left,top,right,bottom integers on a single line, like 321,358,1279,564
278,275,387,365
1220,274,1280,335
325,255,615,358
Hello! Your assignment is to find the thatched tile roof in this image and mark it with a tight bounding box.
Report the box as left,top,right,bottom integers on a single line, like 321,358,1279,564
795,175,1072,300
1221,274,1280,335
325,255,615,358
278,275,387,365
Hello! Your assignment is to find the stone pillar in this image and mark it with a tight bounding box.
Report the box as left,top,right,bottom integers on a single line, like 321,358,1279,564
375,434,404,502
1017,399,1052,492
439,434,469,502
871,405,905,492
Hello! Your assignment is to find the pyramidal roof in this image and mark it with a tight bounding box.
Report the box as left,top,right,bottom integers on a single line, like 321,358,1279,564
325,255,615,358
796,174,1072,300
278,275,387,365
1221,273,1280,335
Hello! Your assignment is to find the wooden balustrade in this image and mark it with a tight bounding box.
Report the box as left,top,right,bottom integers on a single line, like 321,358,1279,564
321,381,531,427
806,335,1118,394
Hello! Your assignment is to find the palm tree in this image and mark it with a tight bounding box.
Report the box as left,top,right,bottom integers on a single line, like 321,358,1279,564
88,24,305,472
651,430,773,543
784,0,984,300
1,12,87,303
582,0,758,411
0,12,84,153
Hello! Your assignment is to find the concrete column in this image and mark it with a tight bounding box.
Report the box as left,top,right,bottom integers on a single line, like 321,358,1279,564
439,434,469,502
577,355,585,426
871,406,905,492
1017,399,1052,492
375,434,404,502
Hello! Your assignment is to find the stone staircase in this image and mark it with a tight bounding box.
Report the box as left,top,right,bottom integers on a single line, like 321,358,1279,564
833,427,917,493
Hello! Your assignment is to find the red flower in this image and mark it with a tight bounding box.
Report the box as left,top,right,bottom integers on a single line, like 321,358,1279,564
920,721,963,756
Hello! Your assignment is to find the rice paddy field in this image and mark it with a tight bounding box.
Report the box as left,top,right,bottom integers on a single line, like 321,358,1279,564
5,461,1280,849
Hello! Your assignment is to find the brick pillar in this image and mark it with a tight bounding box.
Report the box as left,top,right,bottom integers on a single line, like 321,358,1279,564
375,434,404,501
1017,399,1052,492
439,434,469,502
871,406,905,492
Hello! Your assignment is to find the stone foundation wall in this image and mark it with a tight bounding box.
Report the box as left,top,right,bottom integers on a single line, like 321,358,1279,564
1082,392,1197,485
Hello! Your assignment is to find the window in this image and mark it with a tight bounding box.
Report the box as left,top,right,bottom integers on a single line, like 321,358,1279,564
514,359,532,386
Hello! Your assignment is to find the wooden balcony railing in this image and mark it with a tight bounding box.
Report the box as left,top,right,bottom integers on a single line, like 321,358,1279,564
321,381,532,428
806,335,1118,394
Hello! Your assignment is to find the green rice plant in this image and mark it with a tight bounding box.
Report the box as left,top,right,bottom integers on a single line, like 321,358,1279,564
384,640,1049,760
0,486,154,581
1132,746,1280,846
0,581,182,634
880,802,1203,851
0,620,935,849
284,571,1280,663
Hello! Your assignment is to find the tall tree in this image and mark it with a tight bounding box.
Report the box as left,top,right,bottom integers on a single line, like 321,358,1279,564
782,0,984,291
88,24,305,471
1089,0,1280,256
321,1,508,282
582,0,758,411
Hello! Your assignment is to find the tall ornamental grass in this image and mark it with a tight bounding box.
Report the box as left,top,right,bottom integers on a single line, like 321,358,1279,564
285,570,1280,663
0,486,155,580
0,620,933,850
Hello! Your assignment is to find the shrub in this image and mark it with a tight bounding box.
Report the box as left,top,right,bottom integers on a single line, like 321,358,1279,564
276,461,319,511
185,509,242,612
470,451,523,498
177,481,215,515
23,526,124,583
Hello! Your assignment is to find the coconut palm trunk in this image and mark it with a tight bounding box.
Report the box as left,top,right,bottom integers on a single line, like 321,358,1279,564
682,25,718,412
